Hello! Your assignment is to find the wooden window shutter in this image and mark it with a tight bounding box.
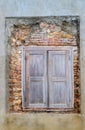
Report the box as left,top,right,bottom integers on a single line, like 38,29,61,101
22,50,47,108
48,50,74,108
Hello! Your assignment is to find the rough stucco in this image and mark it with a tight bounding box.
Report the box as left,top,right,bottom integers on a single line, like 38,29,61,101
0,114,82,130
0,0,85,130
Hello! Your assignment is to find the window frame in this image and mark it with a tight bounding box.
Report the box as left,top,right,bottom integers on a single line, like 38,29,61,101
21,46,74,111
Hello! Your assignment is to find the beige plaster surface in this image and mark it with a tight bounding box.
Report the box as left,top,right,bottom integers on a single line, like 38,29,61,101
0,114,82,130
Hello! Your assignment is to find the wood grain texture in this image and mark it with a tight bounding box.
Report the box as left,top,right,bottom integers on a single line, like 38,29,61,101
48,50,73,108
22,47,74,109
23,50,47,108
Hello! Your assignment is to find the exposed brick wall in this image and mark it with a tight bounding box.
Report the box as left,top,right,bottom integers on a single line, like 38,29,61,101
8,20,80,113
74,49,80,113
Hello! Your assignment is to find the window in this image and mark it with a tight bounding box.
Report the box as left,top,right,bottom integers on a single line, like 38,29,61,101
22,46,74,110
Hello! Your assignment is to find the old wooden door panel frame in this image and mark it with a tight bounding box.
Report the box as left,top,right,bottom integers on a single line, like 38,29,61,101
20,46,75,51
48,50,74,108
21,46,74,109
22,50,48,108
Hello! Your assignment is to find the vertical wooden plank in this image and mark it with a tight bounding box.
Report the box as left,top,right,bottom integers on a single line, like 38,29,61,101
22,47,26,108
48,50,73,108
24,50,47,108
67,49,74,108
25,52,30,107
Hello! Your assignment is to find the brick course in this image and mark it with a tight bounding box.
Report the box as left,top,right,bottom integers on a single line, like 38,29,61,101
8,21,80,113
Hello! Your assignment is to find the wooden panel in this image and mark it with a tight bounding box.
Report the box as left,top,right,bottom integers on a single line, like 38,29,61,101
22,49,26,108
29,54,44,76
24,50,47,108
52,52,66,77
29,81,43,103
53,82,66,104
22,47,74,110
48,50,73,108
21,46,74,51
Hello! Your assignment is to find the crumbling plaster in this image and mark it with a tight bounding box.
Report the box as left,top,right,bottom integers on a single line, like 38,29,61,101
0,0,85,130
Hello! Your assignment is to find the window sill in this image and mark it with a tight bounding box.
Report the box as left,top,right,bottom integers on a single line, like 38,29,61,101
9,108,80,114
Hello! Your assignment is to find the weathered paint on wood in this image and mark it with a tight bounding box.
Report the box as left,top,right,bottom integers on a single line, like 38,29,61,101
22,47,74,109
23,50,47,108
48,50,73,108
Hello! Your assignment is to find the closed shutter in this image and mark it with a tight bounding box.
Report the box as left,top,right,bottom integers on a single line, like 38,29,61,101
22,50,47,108
48,50,73,108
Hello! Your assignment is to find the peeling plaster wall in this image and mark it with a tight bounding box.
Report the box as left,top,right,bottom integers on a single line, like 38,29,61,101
5,17,80,113
0,0,85,130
